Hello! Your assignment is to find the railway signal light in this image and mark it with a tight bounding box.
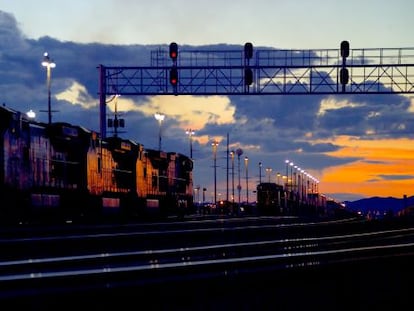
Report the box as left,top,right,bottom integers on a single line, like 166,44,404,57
340,68,349,85
340,41,350,92
170,67,178,85
169,42,178,60
340,40,350,58
244,42,253,59
244,68,253,86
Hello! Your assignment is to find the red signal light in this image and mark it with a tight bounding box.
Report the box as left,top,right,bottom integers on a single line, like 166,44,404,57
169,42,178,60
170,67,178,85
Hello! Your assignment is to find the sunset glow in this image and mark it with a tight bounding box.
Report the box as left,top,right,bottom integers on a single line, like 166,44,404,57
321,136,414,198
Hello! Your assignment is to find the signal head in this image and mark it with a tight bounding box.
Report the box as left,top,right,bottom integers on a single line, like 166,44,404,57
169,42,178,59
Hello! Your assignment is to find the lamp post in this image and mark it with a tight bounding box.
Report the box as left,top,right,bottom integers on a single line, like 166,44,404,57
41,52,56,124
285,160,290,188
212,140,219,209
294,165,298,193
185,129,195,159
230,151,235,204
244,156,249,204
236,148,243,206
154,112,165,151
186,129,195,208
266,167,272,183
259,162,262,184
299,169,304,202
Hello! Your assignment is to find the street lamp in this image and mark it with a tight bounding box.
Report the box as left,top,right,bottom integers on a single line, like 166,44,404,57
266,167,272,183
294,165,298,193
186,129,195,207
185,129,195,159
259,162,262,184
212,140,219,209
276,172,281,185
26,109,36,119
236,148,243,206
285,160,290,188
41,52,56,124
244,156,249,204
154,112,165,150
230,150,235,204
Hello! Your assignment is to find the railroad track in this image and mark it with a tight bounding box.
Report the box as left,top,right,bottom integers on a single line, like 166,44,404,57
1,216,414,309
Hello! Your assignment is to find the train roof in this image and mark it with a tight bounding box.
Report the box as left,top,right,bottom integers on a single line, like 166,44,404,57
104,135,138,144
0,104,32,122
1,105,184,157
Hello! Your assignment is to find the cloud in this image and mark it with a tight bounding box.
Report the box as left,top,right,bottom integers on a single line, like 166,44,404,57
315,94,414,139
317,98,362,116
0,11,28,51
55,80,97,109
377,174,414,181
136,95,236,129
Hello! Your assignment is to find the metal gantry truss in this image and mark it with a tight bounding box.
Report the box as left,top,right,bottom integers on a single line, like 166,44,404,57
98,44,414,137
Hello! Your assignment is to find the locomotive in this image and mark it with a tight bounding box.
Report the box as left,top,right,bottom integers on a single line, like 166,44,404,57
0,105,193,224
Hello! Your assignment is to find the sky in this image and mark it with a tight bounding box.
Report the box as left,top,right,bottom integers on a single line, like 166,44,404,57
1,0,414,203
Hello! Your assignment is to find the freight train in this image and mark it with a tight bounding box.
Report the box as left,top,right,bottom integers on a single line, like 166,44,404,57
256,182,346,217
0,105,193,224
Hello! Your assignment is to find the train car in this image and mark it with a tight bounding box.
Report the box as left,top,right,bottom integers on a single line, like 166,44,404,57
86,135,140,220
0,107,90,222
0,106,32,222
307,192,327,216
256,180,331,217
138,148,170,217
136,149,192,218
256,182,284,215
33,122,91,221
167,152,193,215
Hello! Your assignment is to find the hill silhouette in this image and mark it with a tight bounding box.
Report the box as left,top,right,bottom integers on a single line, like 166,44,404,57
344,195,414,217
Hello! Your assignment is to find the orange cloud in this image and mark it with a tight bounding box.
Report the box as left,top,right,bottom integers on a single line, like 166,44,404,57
320,136,414,198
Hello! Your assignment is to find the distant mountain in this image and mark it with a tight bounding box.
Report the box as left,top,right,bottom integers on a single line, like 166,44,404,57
344,195,414,217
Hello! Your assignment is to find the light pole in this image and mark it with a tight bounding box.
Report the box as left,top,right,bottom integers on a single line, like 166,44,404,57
212,140,219,209
266,167,272,183
236,148,243,206
294,165,298,194
230,150,235,204
154,112,165,151
244,156,249,204
41,52,56,124
299,169,304,202
186,129,195,208
185,129,195,159
259,162,262,184
285,160,290,188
